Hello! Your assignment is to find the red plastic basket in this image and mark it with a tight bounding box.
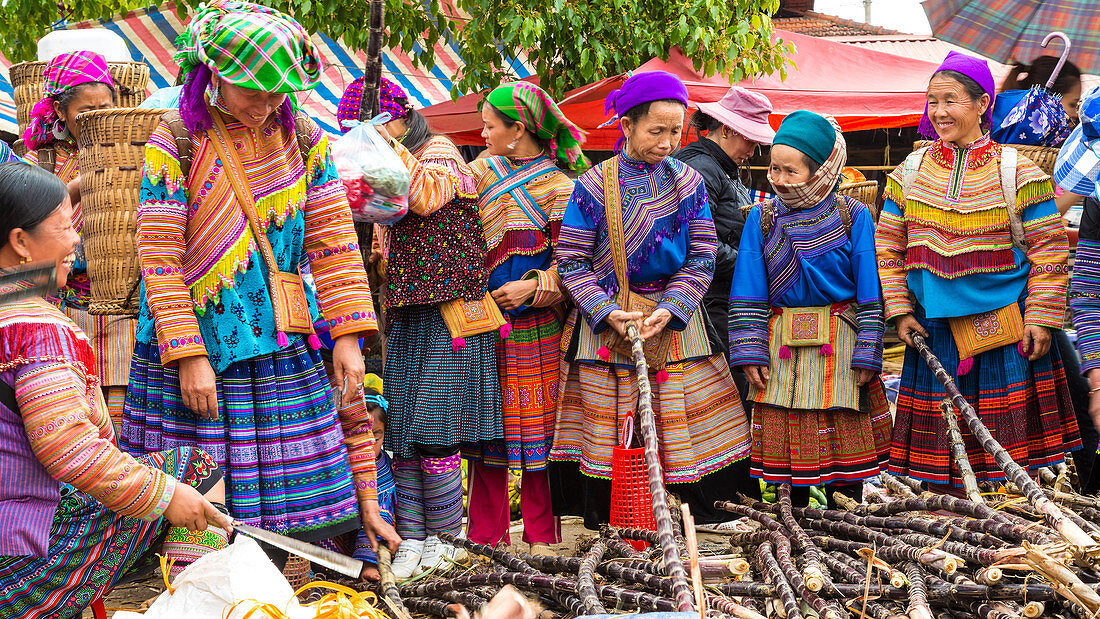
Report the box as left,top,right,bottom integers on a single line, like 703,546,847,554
609,417,656,550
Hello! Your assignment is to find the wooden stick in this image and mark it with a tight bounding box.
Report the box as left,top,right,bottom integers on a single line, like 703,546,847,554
910,333,1100,563
941,398,984,504
626,321,695,612
680,504,707,619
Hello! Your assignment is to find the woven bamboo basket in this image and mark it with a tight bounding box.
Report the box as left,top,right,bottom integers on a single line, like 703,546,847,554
77,108,166,316
838,180,879,208
10,61,150,134
913,140,1059,176
283,555,312,590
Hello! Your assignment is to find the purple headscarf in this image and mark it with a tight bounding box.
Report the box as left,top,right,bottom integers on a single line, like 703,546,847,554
602,70,688,124
918,50,996,139
337,76,410,133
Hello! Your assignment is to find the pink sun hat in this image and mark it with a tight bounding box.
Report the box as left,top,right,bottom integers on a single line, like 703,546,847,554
695,86,776,145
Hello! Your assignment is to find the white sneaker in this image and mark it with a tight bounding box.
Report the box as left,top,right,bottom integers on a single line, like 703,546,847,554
416,535,444,574
390,538,424,580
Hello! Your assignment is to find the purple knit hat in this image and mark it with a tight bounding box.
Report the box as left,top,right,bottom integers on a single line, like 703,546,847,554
337,75,411,132
603,70,688,122
918,50,996,138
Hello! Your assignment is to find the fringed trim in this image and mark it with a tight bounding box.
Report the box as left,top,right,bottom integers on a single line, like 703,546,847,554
1016,177,1055,210
144,144,186,194
485,230,551,273
905,202,1012,235
0,314,96,390
905,245,1016,279
305,134,331,183
189,234,256,313
883,177,905,209
255,176,307,228
419,136,479,200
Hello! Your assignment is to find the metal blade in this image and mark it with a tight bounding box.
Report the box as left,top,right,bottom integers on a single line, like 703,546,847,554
0,263,56,304
232,521,365,579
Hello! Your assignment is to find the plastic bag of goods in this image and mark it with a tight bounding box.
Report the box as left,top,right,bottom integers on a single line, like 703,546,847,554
333,113,411,225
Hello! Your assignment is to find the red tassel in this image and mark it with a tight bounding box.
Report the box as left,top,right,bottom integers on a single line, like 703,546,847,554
276,331,289,348
499,322,512,339
452,337,467,351
597,345,611,362
654,369,669,384
772,307,784,315
307,333,322,350
821,343,834,356
779,345,792,360
1017,341,1032,357
957,357,973,376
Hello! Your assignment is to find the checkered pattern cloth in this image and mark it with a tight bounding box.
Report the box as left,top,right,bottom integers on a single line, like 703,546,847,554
175,0,320,94
924,0,1100,75
1054,86,1100,198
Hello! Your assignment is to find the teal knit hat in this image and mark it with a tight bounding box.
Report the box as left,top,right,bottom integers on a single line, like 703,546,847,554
773,110,836,165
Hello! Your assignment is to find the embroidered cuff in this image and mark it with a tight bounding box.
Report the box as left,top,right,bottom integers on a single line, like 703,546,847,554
729,335,770,368
522,269,563,308
851,341,883,373
144,475,176,522
1023,303,1066,330
658,297,693,332
588,298,621,335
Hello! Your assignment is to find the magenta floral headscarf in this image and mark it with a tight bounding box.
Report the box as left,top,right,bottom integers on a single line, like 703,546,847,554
23,51,114,150
337,76,411,132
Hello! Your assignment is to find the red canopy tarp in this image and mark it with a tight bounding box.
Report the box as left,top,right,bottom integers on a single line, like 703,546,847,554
422,30,942,149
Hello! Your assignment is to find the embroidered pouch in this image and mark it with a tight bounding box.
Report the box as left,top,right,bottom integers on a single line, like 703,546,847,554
948,303,1024,361
781,306,832,348
440,293,507,340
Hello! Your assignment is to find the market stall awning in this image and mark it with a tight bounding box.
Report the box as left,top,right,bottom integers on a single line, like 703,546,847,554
422,30,944,149
0,2,533,136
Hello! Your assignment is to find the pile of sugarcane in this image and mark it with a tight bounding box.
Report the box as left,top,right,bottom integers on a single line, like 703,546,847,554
333,327,1100,619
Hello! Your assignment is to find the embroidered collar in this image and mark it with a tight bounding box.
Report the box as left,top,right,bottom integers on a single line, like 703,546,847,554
928,134,998,170
619,151,661,173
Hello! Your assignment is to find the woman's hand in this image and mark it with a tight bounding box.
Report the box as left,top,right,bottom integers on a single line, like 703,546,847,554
1020,325,1052,361
744,365,770,390
360,502,401,552
894,314,928,347
164,483,232,533
605,309,644,339
856,368,877,386
491,279,538,311
333,335,366,407
178,355,218,419
639,308,672,340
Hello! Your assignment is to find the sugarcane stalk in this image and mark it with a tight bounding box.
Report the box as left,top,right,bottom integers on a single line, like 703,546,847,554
401,572,677,612
971,601,1020,619
378,545,414,619
892,532,1010,566
864,494,1015,524
1021,543,1100,615
625,321,695,612
911,333,1100,561
680,504,707,618
805,519,964,573
436,590,489,612
1020,601,1045,618
879,472,918,498
577,541,607,615
600,524,647,559
753,541,802,619
715,579,1062,603
903,561,934,619
941,398,984,504
941,516,1051,546
614,526,662,544
404,597,459,617
706,594,768,619
440,533,538,575
778,484,830,592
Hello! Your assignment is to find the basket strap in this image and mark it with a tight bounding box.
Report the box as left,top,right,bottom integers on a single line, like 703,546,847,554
161,109,193,181
36,147,55,173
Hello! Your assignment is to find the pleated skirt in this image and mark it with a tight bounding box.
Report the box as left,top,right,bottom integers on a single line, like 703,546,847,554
464,307,562,470
888,314,1082,486
122,339,359,539
383,304,502,458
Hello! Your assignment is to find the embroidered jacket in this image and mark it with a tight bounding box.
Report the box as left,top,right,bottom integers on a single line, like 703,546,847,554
729,195,884,372
876,136,1068,328
555,152,716,333
137,108,376,368
381,136,488,308
26,144,81,231
470,154,573,313
0,299,174,557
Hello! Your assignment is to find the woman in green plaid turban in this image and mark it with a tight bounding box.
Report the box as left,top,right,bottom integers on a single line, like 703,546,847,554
174,0,321,133
484,81,589,171
128,0,400,577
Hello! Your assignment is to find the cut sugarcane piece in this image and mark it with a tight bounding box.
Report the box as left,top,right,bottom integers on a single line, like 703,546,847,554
941,398,983,504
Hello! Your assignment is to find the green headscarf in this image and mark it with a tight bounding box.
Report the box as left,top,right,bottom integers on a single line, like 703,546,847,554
175,0,321,94
486,82,589,170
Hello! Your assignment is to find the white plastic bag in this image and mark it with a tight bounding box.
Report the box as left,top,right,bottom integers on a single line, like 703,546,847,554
113,536,315,619
333,113,411,225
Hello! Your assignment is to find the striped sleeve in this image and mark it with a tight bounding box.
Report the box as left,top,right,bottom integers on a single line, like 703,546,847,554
393,137,477,217
303,124,378,341
523,266,564,307
338,397,378,504
138,122,207,364
875,185,914,321
1017,176,1069,329
556,181,620,333
729,207,770,368
1073,237,1100,374
14,326,174,520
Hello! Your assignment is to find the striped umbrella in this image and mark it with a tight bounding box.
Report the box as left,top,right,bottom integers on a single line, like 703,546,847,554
923,0,1100,74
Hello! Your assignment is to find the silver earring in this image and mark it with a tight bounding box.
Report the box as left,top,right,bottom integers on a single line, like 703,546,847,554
507,139,518,150
51,119,69,141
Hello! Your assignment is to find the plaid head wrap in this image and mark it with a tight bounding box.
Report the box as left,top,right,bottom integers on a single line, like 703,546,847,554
486,81,589,170
336,76,411,133
23,50,113,150
175,0,320,94
768,111,847,210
